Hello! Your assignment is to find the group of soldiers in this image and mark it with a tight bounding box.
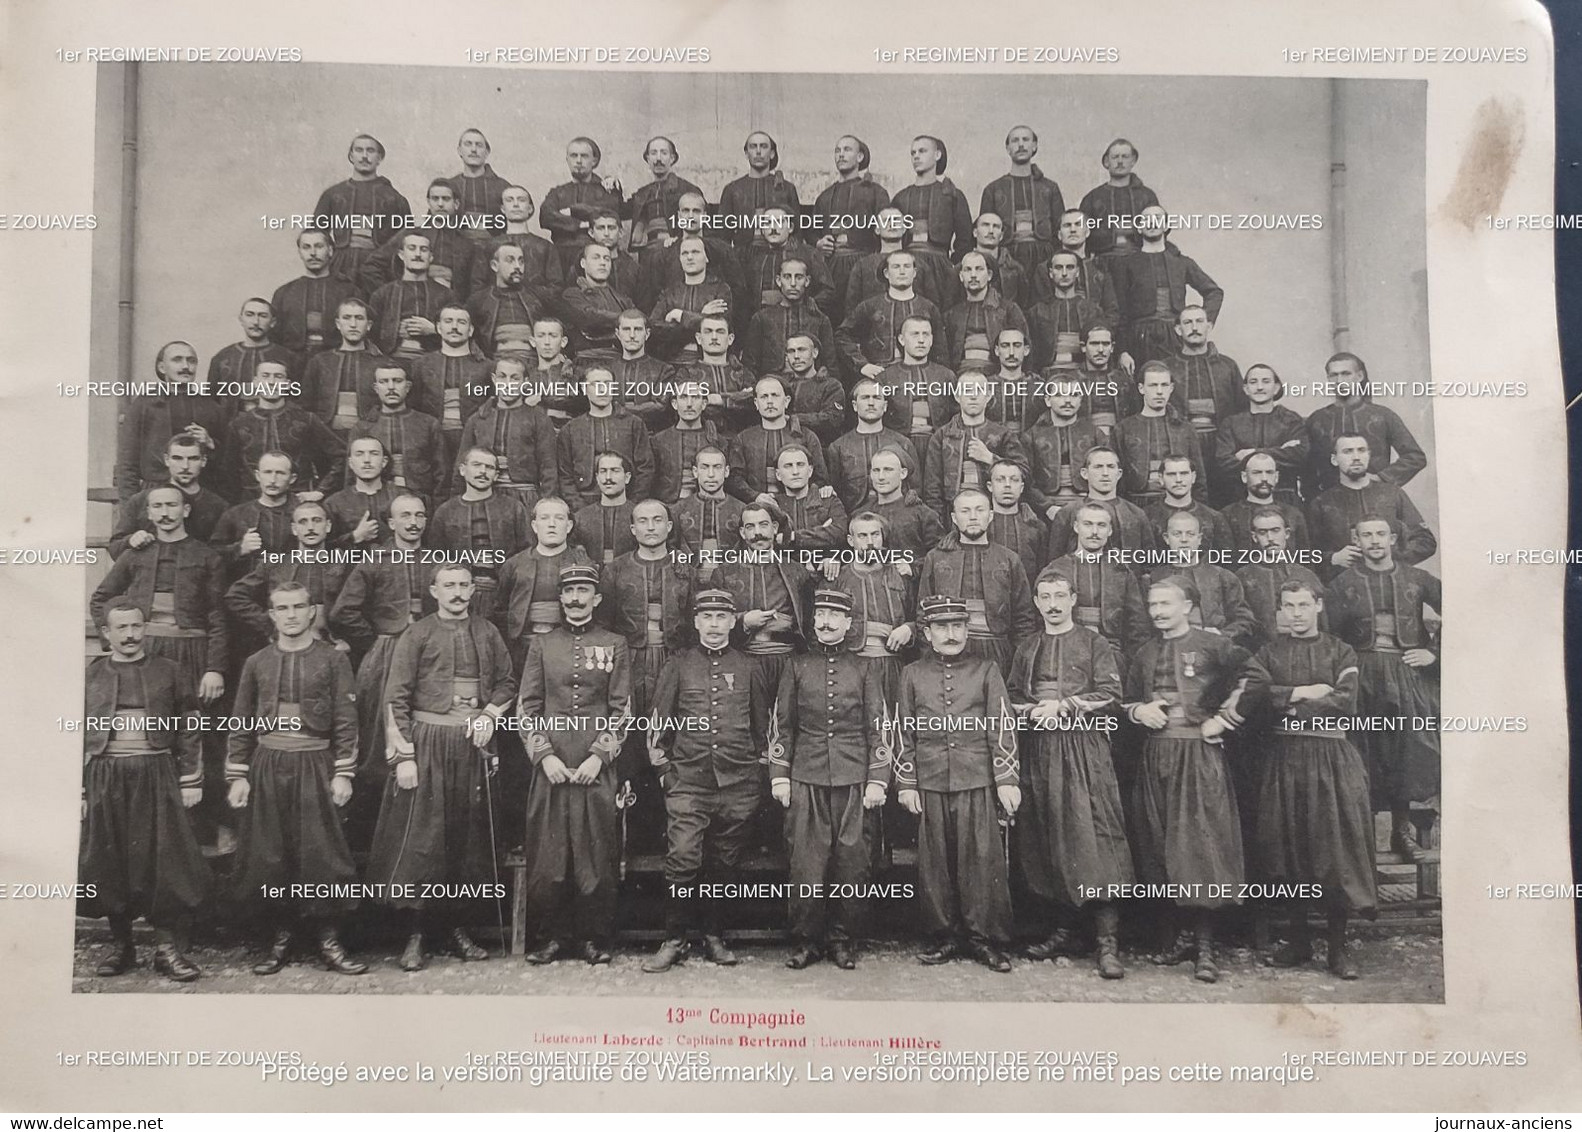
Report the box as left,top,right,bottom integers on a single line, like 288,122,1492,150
81,123,1441,987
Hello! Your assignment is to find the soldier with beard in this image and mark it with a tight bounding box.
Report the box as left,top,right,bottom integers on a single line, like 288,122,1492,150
369,563,514,971
1303,353,1426,497
1077,138,1159,259
813,135,890,318
540,136,624,276
456,354,560,511
467,185,561,298
1009,567,1130,978
517,564,632,966
1163,306,1244,441
466,244,547,361
79,599,211,983
310,133,411,286
226,581,367,977
1224,451,1311,555
1024,379,1106,522
625,136,704,256
946,251,1029,372
1308,435,1437,577
271,229,361,359
769,588,890,970
717,131,802,248
718,504,814,694
725,375,831,505
115,341,234,500
895,594,1020,972
1107,206,1223,366
916,488,1039,673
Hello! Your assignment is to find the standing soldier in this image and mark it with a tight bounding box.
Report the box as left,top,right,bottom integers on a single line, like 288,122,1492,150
492,496,593,673
447,128,512,246
206,299,296,407
325,436,400,548
351,364,449,502
827,512,917,700
1028,252,1105,373
828,378,921,513
1107,207,1223,367
1162,306,1244,440
219,364,347,502
1124,574,1266,983
1237,505,1326,646
466,245,545,361
1325,515,1442,862
1303,353,1426,497
920,376,1030,521
812,135,890,319
625,136,705,255
717,131,802,248
1045,445,1158,563
572,451,642,567
1114,361,1208,508
916,488,1039,674
642,590,775,972
1047,503,1151,660
718,504,813,695
468,185,563,297
1009,567,1130,978
839,253,948,384
1223,452,1311,556
558,370,657,511
945,251,1028,373
79,599,211,983
1255,579,1376,980
270,229,361,359
1211,364,1308,507
540,136,624,276
328,492,434,845
367,234,461,363
1076,138,1160,259
369,563,515,971
456,354,561,511
562,243,636,356
303,299,387,436
226,581,367,976
986,459,1048,588
1143,454,1234,556
741,266,839,390
865,447,947,564
410,305,491,470
1024,379,1106,523
895,595,1020,971
980,125,1065,277
769,588,891,970
517,564,632,965
1308,435,1438,577
674,446,745,585
892,135,972,308
1147,512,1260,651
361,180,477,298
877,315,954,468
429,446,532,620
108,434,228,558
310,133,411,286
210,452,300,574
653,386,727,506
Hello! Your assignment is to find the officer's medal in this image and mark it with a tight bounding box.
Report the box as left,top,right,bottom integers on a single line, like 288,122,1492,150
1182,651,1197,679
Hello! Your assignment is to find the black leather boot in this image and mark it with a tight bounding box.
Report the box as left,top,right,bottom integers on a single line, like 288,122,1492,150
317,925,368,975
252,928,293,976
447,927,490,961
152,942,200,983
702,934,738,966
96,917,136,977
1192,918,1219,984
400,933,426,972
641,937,689,973
1026,926,1086,960
1094,905,1125,980
1326,911,1359,980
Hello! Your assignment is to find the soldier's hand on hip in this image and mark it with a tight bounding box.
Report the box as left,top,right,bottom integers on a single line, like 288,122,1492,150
330,777,353,808
771,780,791,808
996,784,1022,816
394,759,418,790
227,779,251,809
897,788,922,815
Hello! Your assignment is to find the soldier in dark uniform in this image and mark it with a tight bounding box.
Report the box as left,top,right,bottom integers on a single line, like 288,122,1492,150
559,369,656,510
813,135,890,320
642,590,775,972
1148,512,1260,651
447,128,512,246
737,207,836,325
878,314,956,467
625,136,704,256
844,207,949,314
1325,515,1442,860
987,459,1048,587
226,581,367,977
895,594,1021,971
1143,453,1234,555
652,385,725,505
865,446,947,563
219,363,346,502
1029,252,1106,373
369,563,515,971
109,434,228,558
635,192,747,318
772,443,848,560
920,375,1030,520
466,244,546,362
1163,305,1244,442
1124,575,1267,983
411,305,492,471
468,185,564,298
892,135,971,310
676,314,755,439
1308,434,1437,577
724,375,831,505
828,378,920,513
1009,567,1130,978
980,125,1064,277
916,488,1039,672
1107,206,1223,366
493,496,592,673
79,599,211,983
209,451,300,573
828,512,918,699
675,445,745,586
1054,208,1121,325
456,354,560,511
1223,451,1311,556
1113,361,1207,507
1212,364,1309,509
945,251,1029,372
838,252,947,382
1303,352,1426,497
718,504,813,694
985,326,1037,434
350,365,449,501
206,298,296,410
718,131,801,248
367,233,461,363
572,451,641,567
1077,323,1133,438
741,261,838,381
778,334,848,450
604,308,674,432
430,446,532,620
648,235,733,362
1237,505,1326,647
517,564,632,965
769,588,890,969
540,136,624,276
1047,504,1150,665
1024,378,1105,523
114,341,233,501
1255,579,1376,980
1077,138,1159,258
327,493,434,844
224,500,352,657
965,212,1031,312
303,299,388,435
1046,445,1158,563
310,133,411,286
271,229,361,359
524,317,581,428
562,243,634,356
361,180,477,299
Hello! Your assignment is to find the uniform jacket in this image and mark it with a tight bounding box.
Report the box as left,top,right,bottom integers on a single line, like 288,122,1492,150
920,415,1031,518
980,167,1066,248
429,492,532,566
540,178,624,248
813,174,891,257
1112,408,1208,499
1108,246,1224,326
868,492,947,561
1304,398,1428,496
828,425,922,513
226,640,357,778
115,393,235,500
83,655,202,786
329,552,437,651
1307,482,1437,573
517,622,632,766
1077,175,1161,257
1048,552,1150,657
492,544,593,655
224,557,352,640
1046,496,1157,563
1145,561,1260,650
350,407,448,498
895,654,1018,792
456,400,560,498
557,408,656,508
1123,627,1267,731
109,484,229,559
468,230,563,296
1143,499,1235,555
652,421,728,505
383,613,516,753
724,418,830,501
221,405,347,497
1023,416,1106,517
989,504,1048,588
1163,346,1246,430
312,176,411,259
717,171,802,247
302,345,390,427
837,293,947,375
916,535,1040,644
768,645,890,787
361,227,477,299
466,284,549,360
1212,406,1309,494
409,350,493,431
598,552,696,652
367,278,461,357
91,537,229,673
944,292,1029,371
1325,563,1442,653
1006,625,1123,720
893,178,974,261
648,644,773,790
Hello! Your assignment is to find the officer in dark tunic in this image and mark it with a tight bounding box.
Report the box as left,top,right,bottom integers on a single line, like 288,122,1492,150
79,599,211,983
895,595,1021,972
1124,575,1267,984
1325,515,1442,861
1255,579,1376,980
1008,567,1131,978
643,590,775,972
768,588,890,970
518,564,632,965
369,563,515,971
226,581,367,976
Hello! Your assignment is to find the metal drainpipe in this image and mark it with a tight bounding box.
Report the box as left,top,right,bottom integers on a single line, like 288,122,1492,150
1329,77,1351,353
117,63,139,390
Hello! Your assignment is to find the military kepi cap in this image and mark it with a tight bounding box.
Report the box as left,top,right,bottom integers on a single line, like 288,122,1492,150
918,594,970,624
694,588,738,613
812,587,854,613
558,563,601,588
